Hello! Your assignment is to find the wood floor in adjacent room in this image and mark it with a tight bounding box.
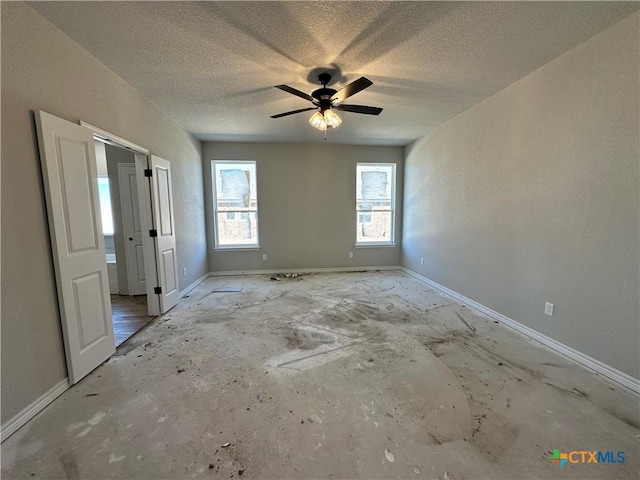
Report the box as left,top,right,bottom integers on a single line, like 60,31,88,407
111,294,152,347
2,271,638,479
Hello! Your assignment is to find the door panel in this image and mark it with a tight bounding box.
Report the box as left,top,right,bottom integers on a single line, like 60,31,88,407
118,163,146,295
36,111,115,384
161,249,177,294
72,273,109,349
135,245,146,281
150,155,180,313
156,167,173,235
59,138,99,252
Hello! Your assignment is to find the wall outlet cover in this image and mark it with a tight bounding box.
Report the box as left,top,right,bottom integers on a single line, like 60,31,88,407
545,302,554,316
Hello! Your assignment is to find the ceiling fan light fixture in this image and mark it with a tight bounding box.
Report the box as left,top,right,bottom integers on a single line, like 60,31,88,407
309,111,327,130
323,109,342,128
273,73,382,133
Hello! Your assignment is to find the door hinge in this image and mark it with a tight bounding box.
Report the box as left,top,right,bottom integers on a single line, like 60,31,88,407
149,229,157,237
154,287,162,295
144,169,153,177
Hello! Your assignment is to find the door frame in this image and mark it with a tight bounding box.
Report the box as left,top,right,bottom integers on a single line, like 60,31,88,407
80,121,161,316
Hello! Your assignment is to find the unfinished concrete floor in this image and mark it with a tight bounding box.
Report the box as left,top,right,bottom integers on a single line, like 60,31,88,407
2,271,639,479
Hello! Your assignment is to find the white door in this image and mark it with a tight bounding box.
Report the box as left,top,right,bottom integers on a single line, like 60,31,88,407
150,155,180,312
118,163,146,295
35,111,115,384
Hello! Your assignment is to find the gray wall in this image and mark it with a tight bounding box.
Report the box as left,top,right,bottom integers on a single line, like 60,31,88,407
203,143,403,272
402,13,639,379
105,144,135,294
1,2,207,424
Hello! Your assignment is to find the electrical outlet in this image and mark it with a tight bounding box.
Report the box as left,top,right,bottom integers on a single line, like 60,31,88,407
420,257,424,265
183,267,187,277
348,252,353,259
544,302,554,316
262,254,267,261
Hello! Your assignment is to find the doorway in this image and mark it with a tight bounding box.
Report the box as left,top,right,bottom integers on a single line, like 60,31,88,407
95,140,153,346
36,111,181,384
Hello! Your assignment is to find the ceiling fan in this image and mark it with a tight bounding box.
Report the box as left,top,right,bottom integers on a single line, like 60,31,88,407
271,73,383,131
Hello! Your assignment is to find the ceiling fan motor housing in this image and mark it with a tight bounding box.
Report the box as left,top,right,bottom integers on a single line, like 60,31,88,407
312,73,337,111
312,88,337,111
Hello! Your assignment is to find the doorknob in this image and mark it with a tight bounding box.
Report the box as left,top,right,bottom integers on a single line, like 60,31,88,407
128,237,133,241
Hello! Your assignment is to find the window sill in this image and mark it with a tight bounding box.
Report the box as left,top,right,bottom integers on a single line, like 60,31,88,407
214,246,261,252
354,243,396,248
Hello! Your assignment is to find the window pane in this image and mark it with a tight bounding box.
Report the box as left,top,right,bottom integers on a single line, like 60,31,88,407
358,212,372,224
97,177,114,235
356,164,395,244
357,210,392,243
362,171,389,202
213,161,259,247
216,211,258,245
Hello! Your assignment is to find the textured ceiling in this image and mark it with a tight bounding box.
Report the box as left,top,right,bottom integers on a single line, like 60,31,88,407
28,1,639,146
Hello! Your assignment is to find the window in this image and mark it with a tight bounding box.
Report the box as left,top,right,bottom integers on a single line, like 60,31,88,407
356,163,395,245
97,177,114,235
212,161,259,248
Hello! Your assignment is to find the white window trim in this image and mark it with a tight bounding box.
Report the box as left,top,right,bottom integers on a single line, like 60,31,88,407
354,243,397,248
212,160,260,249
356,162,396,246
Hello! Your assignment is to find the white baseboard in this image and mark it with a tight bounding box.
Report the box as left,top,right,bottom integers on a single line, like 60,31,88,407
1,379,69,443
210,265,400,276
180,272,211,298
401,267,640,394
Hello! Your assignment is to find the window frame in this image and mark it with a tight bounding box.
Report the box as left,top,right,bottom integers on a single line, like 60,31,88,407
211,160,260,250
355,162,396,247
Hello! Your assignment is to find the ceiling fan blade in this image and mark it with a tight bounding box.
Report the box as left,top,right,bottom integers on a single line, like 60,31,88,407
270,107,317,119
275,84,315,103
335,104,383,115
331,77,373,104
